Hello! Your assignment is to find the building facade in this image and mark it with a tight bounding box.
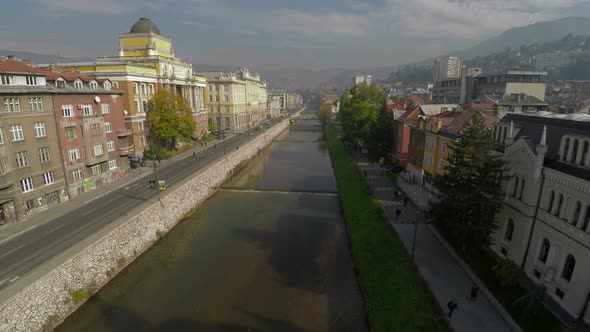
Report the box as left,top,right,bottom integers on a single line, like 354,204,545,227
0,58,68,223
268,90,287,113
433,70,547,106
352,75,372,86
490,113,590,324
197,68,270,132
433,56,462,82
40,18,208,156
45,71,128,198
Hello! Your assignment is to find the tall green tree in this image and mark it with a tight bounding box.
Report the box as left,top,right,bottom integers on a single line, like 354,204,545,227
429,115,509,253
338,83,387,156
318,104,331,128
148,90,196,149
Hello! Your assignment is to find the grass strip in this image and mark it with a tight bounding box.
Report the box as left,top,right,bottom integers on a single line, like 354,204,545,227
326,126,448,332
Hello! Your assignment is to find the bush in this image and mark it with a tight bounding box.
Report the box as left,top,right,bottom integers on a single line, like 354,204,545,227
144,143,167,160
69,288,88,304
492,259,523,287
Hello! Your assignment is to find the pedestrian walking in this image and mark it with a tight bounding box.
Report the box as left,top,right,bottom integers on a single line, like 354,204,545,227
404,197,409,206
395,209,401,220
192,151,196,158
470,285,480,302
447,299,458,318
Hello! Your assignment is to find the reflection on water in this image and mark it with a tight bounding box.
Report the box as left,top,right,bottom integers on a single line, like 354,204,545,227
57,114,367,332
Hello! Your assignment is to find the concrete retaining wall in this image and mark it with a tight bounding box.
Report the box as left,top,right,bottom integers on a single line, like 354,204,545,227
0,117,293,332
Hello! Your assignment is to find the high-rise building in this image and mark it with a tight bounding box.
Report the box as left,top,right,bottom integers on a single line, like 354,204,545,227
352,75,372,86
433,56,462,82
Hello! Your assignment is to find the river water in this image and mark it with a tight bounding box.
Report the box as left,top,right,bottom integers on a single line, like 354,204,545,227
57,113,367,332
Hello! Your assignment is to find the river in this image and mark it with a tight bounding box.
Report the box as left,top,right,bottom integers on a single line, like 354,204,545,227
57,112,367,332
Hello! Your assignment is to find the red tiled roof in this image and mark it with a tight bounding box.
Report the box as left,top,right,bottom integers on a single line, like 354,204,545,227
388,102,405,111
44,70,95,83
406,95,425,106
0,60,45,74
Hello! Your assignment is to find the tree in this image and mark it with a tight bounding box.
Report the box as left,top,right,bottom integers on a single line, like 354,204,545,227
208,118,218,133
429,114,509,253
318,104,331,127
147,90,196,149
338,83,387,155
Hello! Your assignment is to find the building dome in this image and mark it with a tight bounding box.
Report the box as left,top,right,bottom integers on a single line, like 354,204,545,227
130,17,161,34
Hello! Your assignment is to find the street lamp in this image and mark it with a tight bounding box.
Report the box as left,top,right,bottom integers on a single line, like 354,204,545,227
411,210,420,262
145,106,161,204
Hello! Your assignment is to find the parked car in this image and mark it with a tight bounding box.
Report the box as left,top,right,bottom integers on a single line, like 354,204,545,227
384,166,405,173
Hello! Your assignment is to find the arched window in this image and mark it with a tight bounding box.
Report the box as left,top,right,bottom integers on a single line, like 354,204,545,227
555,194,564,216
519,179,525,199
562,254,575,282
573,202,582,225
562,138,570,161
512,177,519,196
582,141,589,167
539,238,550,263
571,139,579,163
582,206,590,231
505,219,515,241
547,190,555,211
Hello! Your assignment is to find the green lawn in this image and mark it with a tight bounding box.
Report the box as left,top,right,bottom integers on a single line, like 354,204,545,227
461,248,564,332
326,126,449,332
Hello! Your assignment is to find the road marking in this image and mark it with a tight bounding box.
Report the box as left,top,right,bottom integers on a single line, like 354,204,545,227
81,207,97,216
9,276,19,283
0,224,38,245
131,183,141,188
0,244,25,258
84,181,136,205
45,224,65,235
0,277,9,287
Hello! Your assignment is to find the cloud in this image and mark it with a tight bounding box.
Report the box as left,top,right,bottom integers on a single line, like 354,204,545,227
268,10,370,38
383,0,587,40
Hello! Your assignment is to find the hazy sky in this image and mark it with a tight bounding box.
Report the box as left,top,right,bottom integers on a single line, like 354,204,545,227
3,0,590,69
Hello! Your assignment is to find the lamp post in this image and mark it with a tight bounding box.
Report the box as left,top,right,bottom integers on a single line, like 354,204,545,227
145,105,161,203
411,210,420,263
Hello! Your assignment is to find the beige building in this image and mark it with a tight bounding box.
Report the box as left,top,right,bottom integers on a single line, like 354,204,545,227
197,68,270,132
491,112,590,325
0,58,68,223
39,18,208,156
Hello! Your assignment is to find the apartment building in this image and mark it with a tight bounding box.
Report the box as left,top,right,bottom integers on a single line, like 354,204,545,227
433,56,462,82
0,58,67,223
491,113,590,324
45,71,128,198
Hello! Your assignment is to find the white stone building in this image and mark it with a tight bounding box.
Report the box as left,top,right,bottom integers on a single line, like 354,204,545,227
491,112,590,325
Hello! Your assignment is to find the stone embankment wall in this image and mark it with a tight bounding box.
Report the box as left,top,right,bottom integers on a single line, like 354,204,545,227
0,112,299,332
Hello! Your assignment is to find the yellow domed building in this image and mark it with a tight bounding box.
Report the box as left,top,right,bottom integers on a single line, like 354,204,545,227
40,18,209,157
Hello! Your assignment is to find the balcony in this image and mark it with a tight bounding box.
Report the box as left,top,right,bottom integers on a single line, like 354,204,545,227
117,129,133,137
119,144,135,156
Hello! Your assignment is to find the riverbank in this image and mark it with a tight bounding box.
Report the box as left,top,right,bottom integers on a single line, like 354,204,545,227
325,126,448,332
0,115,297,332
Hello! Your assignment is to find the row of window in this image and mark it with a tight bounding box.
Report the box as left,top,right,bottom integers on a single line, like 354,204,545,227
538,239,576,282
61,103,110,117
132,83,154,96
0,75,40,86
13,147,51,169
66,80,110,91
1,123,47,142
67,141,116,162
20,171,56,193
511,176,526,200
64,122,112,140
4,97,44,113
546,190,590,230
561,136,589,167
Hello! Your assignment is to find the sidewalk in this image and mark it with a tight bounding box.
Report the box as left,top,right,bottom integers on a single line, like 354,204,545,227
0,136,226,241
351,153,520,332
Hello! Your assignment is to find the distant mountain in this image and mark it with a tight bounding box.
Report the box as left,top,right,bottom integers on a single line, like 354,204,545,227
457,16,590,60
0,49,92,64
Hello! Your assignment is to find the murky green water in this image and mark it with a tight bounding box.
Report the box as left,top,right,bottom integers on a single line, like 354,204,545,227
57,116,367,332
